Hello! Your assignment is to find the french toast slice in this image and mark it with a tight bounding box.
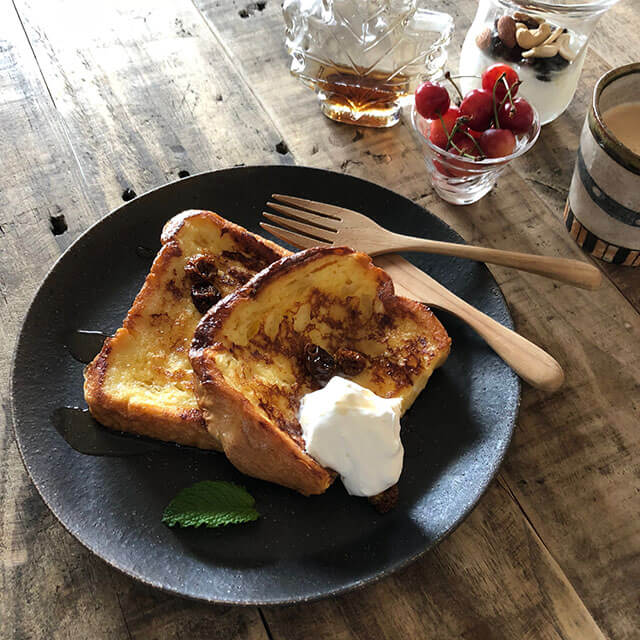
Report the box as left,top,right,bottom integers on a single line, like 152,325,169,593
83,210,288,449
190,247,451,495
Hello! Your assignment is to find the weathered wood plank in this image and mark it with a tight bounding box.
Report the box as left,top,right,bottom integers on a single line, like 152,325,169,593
261,478,606,640
589,1,639,69
195,2,640,638
0,0,279,637
0,3,129,637
14,0,291,208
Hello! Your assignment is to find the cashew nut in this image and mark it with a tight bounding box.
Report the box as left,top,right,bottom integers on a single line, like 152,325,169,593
514,11,541,27
516,21,551,49
543,26,564,46
522,43,559,59
557,33,576,61
515,26,530,47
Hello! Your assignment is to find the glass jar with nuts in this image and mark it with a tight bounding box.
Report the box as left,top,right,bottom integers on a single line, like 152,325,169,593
459,0,620,125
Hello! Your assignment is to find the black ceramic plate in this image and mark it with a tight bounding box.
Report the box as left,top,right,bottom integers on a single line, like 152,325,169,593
11,165,519,605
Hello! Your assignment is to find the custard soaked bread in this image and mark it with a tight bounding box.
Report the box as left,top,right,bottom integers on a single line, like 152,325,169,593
84,210,287,449
190,247,451,495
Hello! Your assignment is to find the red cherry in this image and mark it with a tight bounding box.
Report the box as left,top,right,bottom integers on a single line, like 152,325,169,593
460,89,494,131
429,106,461,149
415,82,450,120
498,97,534,134
482,64,519,103
479,129,516,158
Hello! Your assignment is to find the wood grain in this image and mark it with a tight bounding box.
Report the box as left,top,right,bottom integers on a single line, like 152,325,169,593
589,0,639,69
13,0,292,207
0,3,126,637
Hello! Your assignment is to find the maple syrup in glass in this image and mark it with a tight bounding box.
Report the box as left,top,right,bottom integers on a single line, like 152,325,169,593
314,65,411,127
283,0,453,127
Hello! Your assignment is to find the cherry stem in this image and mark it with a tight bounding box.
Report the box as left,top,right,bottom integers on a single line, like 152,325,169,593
437,112,455,148
437,114,457,150
444,71,464,103
494,76,522,126
441,115,468,149
463,130,486,158
498,80,522,112
492,72,506,128
436,114,478,159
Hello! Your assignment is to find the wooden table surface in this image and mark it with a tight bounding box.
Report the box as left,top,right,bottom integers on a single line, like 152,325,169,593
1,1,638,638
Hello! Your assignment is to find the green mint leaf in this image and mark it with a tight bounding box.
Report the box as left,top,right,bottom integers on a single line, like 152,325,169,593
162,481,259,528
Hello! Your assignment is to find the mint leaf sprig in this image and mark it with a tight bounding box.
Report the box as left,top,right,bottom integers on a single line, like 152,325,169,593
162,480,260,528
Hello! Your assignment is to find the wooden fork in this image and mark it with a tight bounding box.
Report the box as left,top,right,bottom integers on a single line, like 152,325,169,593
262,194,601,290
261,196,565,391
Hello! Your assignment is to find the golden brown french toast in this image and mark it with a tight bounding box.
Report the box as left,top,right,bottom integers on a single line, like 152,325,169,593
190,247,451,495
83,210,287,449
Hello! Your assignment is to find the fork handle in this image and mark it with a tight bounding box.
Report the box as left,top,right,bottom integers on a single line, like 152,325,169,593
382,233,602,291
375,254,564,392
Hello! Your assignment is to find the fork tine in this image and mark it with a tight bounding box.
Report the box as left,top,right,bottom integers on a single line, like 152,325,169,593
266,202,339,231
271,194,347,220
262,212,337,243
259,223,330,250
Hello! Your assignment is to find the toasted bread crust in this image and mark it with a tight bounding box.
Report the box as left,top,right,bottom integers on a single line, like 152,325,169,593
83,210,288,450
190,247,451,495
191,361,335,494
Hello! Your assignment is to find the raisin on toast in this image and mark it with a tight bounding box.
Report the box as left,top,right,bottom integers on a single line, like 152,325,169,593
83,210,287,449
190,247,451,495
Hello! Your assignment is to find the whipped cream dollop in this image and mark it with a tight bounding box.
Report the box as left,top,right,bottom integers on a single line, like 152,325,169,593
299,376,404,497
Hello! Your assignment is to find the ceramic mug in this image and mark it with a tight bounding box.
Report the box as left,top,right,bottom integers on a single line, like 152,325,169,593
564,63,640,266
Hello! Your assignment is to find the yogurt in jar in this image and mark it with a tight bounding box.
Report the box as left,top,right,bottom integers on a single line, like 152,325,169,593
459,13,588,125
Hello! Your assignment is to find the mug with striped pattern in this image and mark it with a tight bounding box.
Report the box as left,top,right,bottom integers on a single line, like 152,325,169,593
565,63,640,267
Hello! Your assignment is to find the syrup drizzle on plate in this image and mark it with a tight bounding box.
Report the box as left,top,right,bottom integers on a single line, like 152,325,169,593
52,407,167,456
65,329,109,364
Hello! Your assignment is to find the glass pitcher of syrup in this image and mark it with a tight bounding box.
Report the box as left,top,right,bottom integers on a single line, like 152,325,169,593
283,0,453,128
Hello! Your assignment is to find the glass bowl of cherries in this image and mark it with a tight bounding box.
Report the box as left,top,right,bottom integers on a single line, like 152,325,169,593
412,64,540,205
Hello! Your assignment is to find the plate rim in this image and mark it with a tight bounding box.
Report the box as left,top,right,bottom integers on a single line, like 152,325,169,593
9,164,521,605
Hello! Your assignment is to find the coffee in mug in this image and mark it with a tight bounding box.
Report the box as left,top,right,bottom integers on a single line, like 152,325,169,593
565,63,640,266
